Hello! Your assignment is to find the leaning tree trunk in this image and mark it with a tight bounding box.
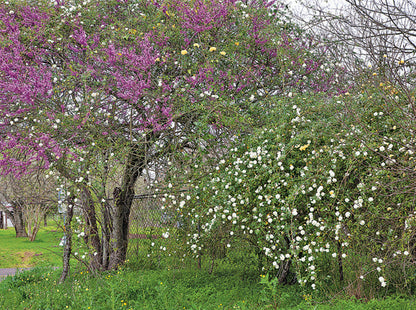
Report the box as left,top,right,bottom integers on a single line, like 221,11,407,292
101,201,113,270
81,185,103,271
109,144,145,269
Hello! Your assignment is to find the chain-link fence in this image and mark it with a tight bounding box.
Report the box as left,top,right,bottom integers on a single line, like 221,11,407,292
127,192,183,262
126,191,259,272
129,193,169,236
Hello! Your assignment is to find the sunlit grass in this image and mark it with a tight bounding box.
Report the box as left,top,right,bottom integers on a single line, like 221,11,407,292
0,219,64,268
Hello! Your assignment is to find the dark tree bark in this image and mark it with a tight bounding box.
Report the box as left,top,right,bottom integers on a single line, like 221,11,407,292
278,259,292,284
278,236,293,284
59,202,74,283
81,185,102,271
101,201,113,270
109,144,145,269
337,240,344,282
8,201,28,238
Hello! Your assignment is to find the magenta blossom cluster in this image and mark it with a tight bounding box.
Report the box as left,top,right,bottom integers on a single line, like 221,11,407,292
0,0,343,178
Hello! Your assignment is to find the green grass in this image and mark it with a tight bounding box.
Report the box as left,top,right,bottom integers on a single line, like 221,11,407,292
0,221,64,268
0,222,415,309
0,265,260,309
0,265,414,310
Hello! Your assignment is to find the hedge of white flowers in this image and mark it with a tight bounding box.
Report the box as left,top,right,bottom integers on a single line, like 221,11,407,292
163,90,415,291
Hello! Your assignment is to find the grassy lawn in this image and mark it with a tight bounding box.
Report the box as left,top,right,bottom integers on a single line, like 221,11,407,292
0,265,415,310
0,220,64,268
0,222,415,309
0,226,415,309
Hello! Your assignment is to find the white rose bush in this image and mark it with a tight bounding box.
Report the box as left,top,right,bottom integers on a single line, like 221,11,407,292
163,88,416,295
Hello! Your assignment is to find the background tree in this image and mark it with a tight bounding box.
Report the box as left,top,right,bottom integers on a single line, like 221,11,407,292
293,0,416,81
0,167,57,240
292,0,416,222
0,194,27,238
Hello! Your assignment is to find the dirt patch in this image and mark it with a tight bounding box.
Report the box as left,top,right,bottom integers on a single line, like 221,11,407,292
18,251,35,267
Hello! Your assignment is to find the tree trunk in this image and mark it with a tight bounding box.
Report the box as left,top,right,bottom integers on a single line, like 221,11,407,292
278,236,292,284
28,226,39,242
337,240,344,282
59,203,74,283
101,150,112,270
109,144,145,269
278,259,292,284
8,201,28,238
81,185,102,271
101,201,113,270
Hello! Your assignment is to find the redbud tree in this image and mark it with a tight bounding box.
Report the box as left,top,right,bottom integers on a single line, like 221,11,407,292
0,0,341,273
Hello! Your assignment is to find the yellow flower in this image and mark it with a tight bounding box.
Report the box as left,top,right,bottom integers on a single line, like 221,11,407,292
220,51,226,55
209,47,217,52
235,42,239,46
372,72,377,76
181,50,188,55
399,59,405,64
193,43,200,48
380,82,384,87
155,57,160,62
299,144,309,151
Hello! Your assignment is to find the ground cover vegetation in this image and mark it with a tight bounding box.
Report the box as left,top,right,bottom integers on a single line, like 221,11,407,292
0,0,416,308
0,220,63,268
0,261,415,309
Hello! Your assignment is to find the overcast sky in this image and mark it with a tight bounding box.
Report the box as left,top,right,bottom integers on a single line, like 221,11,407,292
284,0,348,20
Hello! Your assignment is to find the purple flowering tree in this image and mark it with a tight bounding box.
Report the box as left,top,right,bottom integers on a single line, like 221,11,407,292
0,0,341,276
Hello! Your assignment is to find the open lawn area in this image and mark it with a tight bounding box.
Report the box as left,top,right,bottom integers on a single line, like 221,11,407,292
0,221,63,268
